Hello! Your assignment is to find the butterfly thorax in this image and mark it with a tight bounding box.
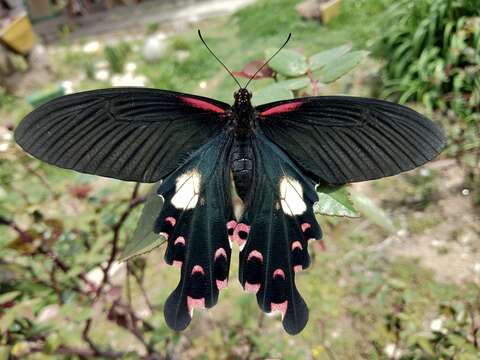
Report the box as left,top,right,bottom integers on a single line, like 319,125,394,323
232,89,255,136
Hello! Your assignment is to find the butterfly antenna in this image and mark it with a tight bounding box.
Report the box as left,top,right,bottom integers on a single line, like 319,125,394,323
198,29,242,89
244,33,292,89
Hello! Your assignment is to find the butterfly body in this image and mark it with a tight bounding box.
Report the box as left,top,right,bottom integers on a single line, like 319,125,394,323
226,88,258,202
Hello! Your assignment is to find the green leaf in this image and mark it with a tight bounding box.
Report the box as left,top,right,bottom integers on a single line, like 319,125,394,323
275,76,310,91
317,50,369,83
314,185,360,218
350,192,396,233
265,48,308,77
309,44,352,70
120,182,166,261
252,84,293,106
44,333,61,354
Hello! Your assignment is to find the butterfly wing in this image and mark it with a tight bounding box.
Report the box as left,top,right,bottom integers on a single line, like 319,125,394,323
154,133,234,330
236,133,322,335
14,88,231,183
256,96,446,184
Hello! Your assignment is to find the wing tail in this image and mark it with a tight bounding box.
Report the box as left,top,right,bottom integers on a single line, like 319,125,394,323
153,135,233,331
238,134,322,334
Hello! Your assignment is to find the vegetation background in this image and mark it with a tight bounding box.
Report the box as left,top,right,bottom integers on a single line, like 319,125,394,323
0,0,479,358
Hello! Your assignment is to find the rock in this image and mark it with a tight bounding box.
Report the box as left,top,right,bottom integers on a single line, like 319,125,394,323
296,0,320,20
296,0,342,24
142,35,167,62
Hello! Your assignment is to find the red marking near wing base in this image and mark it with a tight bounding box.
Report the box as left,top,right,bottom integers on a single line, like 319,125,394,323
180,96,225,113
260,101,303,116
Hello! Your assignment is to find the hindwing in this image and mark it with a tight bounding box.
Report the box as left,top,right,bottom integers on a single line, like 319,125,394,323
154,133,234,330
234,133,322,335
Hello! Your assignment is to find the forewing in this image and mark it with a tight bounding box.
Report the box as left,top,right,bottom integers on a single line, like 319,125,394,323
235,134,322,335
257,96,446,184
15,88,231,183
153,133,234,331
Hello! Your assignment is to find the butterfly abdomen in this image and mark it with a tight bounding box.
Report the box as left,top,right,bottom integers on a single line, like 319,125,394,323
230,136,255,201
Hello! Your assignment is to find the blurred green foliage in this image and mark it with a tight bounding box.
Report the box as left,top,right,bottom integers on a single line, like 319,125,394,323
104,42,132,74
374,0,480,200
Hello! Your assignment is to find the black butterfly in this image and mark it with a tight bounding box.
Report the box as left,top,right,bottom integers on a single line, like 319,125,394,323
14,31,446,335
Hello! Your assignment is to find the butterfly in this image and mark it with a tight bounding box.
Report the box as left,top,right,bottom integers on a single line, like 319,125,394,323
14,31,446,335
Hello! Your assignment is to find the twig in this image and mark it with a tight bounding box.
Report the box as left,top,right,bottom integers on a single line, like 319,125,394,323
96,183,145,298
82,319,123,358
129,264,154,313
21,162,57,197
126,262,133,306
0,215,33,242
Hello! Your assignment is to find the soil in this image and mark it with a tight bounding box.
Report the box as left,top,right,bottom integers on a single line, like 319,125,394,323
354,159,480,284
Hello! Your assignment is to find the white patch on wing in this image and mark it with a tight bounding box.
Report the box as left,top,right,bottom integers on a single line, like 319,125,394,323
279,176,306,215
171,170,201,209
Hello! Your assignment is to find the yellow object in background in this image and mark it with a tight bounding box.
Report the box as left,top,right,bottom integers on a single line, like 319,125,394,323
0,12,36,55
319,0,342,24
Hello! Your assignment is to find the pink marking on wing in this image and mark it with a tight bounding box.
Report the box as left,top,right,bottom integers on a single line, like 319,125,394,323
294,265,303,273
244,282,260,293
291,241,303,251
174,236,185,246
227,220,237,247
273,268,285,279
214,248,227,260
159,232,169,240
180,96,225,114
227,220,237,229
187,296,205,317
173,260,183,267
216,279,228,290
260,101,303,116
236,223,251,233
301,223,311,232
270,300,288,319
191,265,205,275
232,223,250,251
247,250,263,262
165,217,176,226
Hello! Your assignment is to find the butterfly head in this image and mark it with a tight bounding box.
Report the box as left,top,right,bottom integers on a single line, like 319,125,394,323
234,89,252,107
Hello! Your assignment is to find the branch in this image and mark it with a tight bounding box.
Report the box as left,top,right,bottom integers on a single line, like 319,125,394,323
0,215,33,242
129,264,154,313
96,183,145,298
